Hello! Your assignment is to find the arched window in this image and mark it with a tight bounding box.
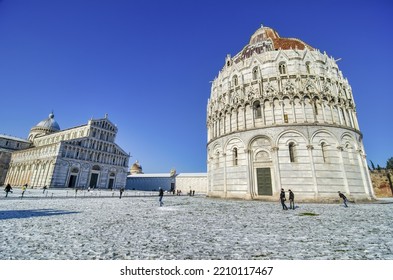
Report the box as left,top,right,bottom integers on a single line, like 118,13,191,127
92,165,101,171
321,142,327,163
289,142,296,163
233,148,238,166
254,101,262,118
279,62,287,75
252,67,259,80
284,113,288,123
233,75,238,87
314,98,319,115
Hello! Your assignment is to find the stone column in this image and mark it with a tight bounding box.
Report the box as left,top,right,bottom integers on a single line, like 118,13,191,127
352,111,360,130
243,106,247,129
291,100,297,123
301,100,307,123
329,104,335,124
251,105,255,128
261,103,266,126
321,101,327,123
245,148,253,199
222,152,227,198
280,101,285,124
271,146,281,195
312,101,318,123
337,145,350,194
307,144,319,197
357,149,375,199
271,101,276,124
337,107,343,125
228,112,232,132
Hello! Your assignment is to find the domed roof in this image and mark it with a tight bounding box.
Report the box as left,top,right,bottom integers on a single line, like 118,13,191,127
35,113,60,131
130,160,143,174
233,26,314,63
250,26,313,50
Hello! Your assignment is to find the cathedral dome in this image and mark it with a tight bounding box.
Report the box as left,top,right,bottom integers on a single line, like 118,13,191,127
28,113,60,141
130,160,143,174
35,113,60,131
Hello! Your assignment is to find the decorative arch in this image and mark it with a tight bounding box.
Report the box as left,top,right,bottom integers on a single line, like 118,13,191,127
276,129,307,147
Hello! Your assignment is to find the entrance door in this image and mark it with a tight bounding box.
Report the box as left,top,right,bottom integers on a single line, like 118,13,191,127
89,173,99,188
68,175,77,188
108,178,114,189
256,168,272,195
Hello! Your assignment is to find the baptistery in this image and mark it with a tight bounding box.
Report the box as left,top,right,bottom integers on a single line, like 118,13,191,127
206,26,374,201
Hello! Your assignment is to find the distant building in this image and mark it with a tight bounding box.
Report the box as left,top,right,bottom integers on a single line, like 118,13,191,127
206,26,374,201
126,161,207,194
0,135,31,186
3,113,129,189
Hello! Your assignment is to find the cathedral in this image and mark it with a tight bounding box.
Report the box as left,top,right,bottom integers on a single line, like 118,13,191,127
206,26,375,201
1,113,129,189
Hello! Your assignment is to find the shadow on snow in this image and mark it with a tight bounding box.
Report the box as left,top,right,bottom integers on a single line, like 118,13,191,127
0,209,80,220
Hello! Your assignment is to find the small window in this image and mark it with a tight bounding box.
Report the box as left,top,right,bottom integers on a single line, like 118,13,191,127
233,75,238,86
279,62,287,75
254,101,262,118
233,148,238,166
252,67,258,80
289,142,296,163
306,62,311,74
314,100,319,115
321,142,327,163
284,113,288,123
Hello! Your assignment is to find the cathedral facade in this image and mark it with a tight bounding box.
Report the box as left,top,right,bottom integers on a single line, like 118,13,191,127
206,26,374,201
4,113,129,189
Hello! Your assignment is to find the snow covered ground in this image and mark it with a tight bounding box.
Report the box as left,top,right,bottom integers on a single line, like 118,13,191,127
1,188,393,260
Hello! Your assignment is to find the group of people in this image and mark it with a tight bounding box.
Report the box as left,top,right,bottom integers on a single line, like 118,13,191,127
3,182,352,208
280,188,350,209
280,188,295,210
4,183,49,198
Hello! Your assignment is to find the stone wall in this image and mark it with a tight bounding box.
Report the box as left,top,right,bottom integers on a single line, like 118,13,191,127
175,173,207,194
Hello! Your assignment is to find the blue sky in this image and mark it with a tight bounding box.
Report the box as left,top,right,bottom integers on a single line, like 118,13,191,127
0,0,392,172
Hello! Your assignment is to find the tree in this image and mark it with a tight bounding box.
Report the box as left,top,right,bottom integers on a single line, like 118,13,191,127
370,160,376,170
387,157,393,170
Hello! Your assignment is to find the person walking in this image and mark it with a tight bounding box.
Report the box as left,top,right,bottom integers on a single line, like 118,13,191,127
338,191,348,207
4,183,13,197
21,184,27,199
280,188,288,210
119,187,124,199
289,189,295,210
159,187,164,206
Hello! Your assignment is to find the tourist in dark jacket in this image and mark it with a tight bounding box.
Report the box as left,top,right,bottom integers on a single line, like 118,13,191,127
159,188,164,206
280,188,288,210
4,184,13,197
338,191,348,207
289,189,295,209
